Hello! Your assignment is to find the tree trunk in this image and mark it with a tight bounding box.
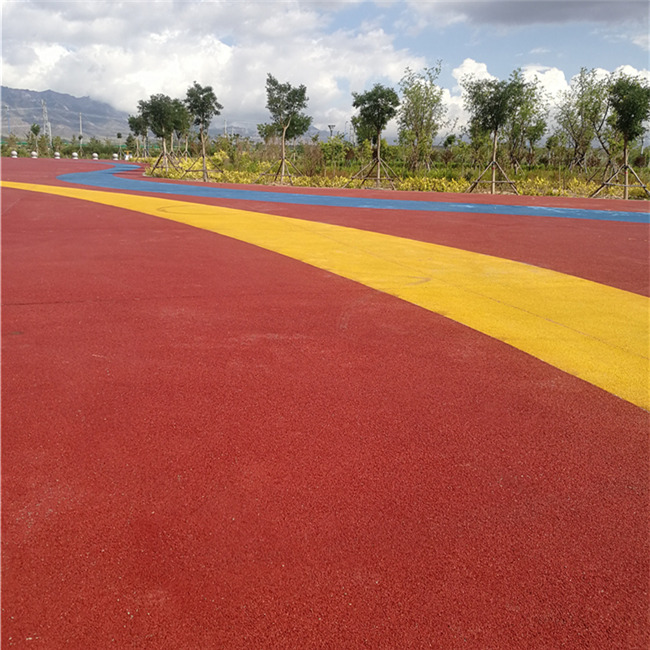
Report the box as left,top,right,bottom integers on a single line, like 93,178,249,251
491,130,498,194
281,125,288,184
376,130,381,187
201,128,208,183
623,138,630,199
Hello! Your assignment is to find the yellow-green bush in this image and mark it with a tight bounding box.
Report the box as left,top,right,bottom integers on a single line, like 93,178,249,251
395,176,468,193
138,156,648,199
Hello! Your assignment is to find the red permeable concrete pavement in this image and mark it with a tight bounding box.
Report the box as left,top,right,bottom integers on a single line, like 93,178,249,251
2,160,649,648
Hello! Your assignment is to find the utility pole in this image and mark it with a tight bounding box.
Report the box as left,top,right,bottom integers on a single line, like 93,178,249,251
41,100,53,149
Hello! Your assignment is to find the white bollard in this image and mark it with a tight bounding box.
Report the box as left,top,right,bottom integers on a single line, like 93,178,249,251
112,153,119,160
54,152,61,159
11,150,17,158
31,151,38,158
72,152,78,159
92,153,99,160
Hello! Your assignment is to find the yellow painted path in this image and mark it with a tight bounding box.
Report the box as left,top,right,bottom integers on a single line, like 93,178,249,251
4,180,649,410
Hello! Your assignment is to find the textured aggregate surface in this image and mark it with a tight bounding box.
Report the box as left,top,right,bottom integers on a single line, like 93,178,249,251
2,159,648,648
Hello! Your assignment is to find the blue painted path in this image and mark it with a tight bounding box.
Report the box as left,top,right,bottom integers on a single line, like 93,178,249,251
58,163,650,224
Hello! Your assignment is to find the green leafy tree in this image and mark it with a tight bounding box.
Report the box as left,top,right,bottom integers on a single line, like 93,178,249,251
440,133,457,164
555,68,610,171
185,81,223,181
462,72,523,193
169,98,191,156
502,69,547,169
124,133,136,156
352,83,399,149
88,136,102,155
321,133,351,170
128,113,148,157
29,123,40,148
466,120,491,167
351,83,399,185
259,73,311,183
37,134,49,156
257,123,278,144
138,93,186,172
350,114,375,147
545,133,570,168
599,74,650,198
398,64,446,171
609,75,650,153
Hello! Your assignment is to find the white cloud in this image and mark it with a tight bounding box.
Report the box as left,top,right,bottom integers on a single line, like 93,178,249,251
432,59,499,138
2,0,426,133
452,58,496,88
522,65,569,101
3,2,416,134
2,0,648,141
440,88,466,136
612,65,650,83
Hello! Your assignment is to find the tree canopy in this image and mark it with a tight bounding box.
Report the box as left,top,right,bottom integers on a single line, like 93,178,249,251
555,68,611,169
138,93,191,171
462,75,522,139
398,64,446,171
185,81,223,180
259,73,312,182
352,83,400,144
349,83,399,186
608,75,650,145
461,70,530,193
138,94,176,141
127,114,148,156
262,74,311,141
171,98,191,143
501,69,548,168
185,81,223,135
594,74,650,198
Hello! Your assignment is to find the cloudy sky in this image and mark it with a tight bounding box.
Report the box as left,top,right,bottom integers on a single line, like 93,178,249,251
2,0,649,139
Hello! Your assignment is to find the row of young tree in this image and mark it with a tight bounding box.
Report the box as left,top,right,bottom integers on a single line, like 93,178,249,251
125,66,650,195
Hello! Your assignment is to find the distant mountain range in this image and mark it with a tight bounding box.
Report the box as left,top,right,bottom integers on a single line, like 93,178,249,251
1,86,131,141
1,86,334,143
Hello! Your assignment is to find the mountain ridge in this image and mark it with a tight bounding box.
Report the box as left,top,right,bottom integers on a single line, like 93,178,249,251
2,86,131,141
1,86,334,143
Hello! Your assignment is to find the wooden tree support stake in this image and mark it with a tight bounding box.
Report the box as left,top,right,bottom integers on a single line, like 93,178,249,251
345,158,398,189
255,156,303,185
590,164,650,199
149,149,182,176
179,157,224,181
466,159,518,194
